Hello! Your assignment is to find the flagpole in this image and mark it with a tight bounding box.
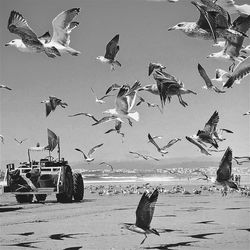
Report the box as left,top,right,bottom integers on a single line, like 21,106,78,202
58,136,60,161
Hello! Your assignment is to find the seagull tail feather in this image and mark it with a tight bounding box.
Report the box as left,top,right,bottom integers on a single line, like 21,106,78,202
128,111,139,122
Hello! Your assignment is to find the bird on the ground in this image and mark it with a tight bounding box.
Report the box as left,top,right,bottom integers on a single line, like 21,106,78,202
103,81,141,123
41,96,68,117
191,110,220,149
148,133,169,156
207,15,250,71
215,147,238,195
148,62,166,76
152,70,197,108
243,111,250,116
223,56,250,88
90,88,112,104
129,151,160,161
75,144,104,163
168,0,244,44
68,112,99,123
186,136,211,155
99,162,114,171
96,34,121,70
123,189,160,244
14,138,28,144
0,84,12,90
197,63,226,93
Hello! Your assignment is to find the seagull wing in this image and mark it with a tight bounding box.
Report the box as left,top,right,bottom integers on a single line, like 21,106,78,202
38,31,51,44
223,56,250,88
105,84,121,95
204,110,219,134
105,34,119,60
135,189,159,229
198,63,213,89
8,10,41,46
115,86,129,114
149,62,155,76
51,8,80,46
191,1,217,43
45,102,52,117
148,133,161,151
75,148,87,159
88,143,104,157
216,147,232,181
186,136,211,155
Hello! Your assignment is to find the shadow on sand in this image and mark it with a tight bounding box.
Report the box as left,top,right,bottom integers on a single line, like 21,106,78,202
49,233,88,240
0,206,23,212
144,241,198,249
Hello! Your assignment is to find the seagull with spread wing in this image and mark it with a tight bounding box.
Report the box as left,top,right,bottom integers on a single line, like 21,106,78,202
123,189,160,245
41,96,68,117
191,110,220,149
5,10,60,57
197,63,225,93
99,162,114,171
129,151,160,161
168,0,243,44
96,34,121,70
216,147,238,195
103,81,141,123
148,62,166,76
68,112,99,122
75,143,104,163
91,88,112,104
148,133,169,156
14,138,28,144
186,136,211,155
105,120,125,140
0,84,12,90
223,56,250,88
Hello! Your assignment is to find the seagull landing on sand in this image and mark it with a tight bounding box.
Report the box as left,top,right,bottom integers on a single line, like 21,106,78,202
148,133,169,156
6,9,81,57
123,189,160,244
148,62,166,76
216,147,238,195
0,84,12,90
96,34,121,70
91,88,112,104
186,136,211,156
103,81,141,123
223,56,250,88
41,96,68,117
198,63,225,93
75,143,104,163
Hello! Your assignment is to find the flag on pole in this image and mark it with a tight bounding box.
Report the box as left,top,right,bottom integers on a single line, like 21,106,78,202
47,129,59,152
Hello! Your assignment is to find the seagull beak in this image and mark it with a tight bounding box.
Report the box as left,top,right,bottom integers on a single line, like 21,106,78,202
168,26,175,31
5,43,10,46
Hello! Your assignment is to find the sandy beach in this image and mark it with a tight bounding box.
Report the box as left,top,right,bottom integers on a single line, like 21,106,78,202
0,179,249,250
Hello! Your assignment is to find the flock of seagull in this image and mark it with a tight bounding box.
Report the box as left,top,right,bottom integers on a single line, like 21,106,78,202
1,0,250,245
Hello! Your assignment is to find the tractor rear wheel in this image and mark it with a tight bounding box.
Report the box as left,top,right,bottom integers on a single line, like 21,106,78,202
56,166,73,203
73,172,84,201
35,194,47,202
15,194,33,203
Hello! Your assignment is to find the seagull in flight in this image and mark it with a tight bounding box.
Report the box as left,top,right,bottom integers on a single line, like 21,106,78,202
68,112,99,123
96,34,121,70
148,133,169,156
168,0,244,44
0,84,12,90
91,88,112,104
105,120,125,140
41,96,68,117
0,135,4,144
5,9,81,57
75,144,104,163
99,162,114,171
147,135,163,142
14,138,28,144
123,189,160,244
103,81,141,123
192,110,220,149
197,63,225,93
243,111,250,116
129,151,160,161
186,136,211,156
148,62,166,76
136,96,162,112
216,147,238,195
223,56,250,88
